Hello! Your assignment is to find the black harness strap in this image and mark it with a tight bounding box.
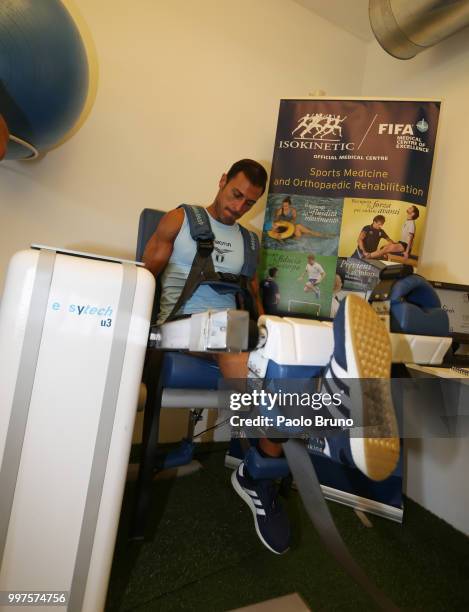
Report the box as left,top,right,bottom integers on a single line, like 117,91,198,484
166,250,216,323
165,205,259,322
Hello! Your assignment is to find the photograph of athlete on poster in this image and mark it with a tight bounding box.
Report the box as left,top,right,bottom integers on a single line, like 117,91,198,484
338,198,426,265
262,194,341,256
258,98,440,319
297,254,326,297
259,250,336,318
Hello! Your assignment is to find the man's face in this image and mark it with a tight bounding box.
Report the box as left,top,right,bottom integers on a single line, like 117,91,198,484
372,220,384,229
214,171,263,225
407,206,415,218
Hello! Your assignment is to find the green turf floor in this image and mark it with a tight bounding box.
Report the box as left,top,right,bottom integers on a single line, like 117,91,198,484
106,444,469,611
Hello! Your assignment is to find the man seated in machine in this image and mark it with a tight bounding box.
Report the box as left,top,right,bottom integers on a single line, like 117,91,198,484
143,159,399,555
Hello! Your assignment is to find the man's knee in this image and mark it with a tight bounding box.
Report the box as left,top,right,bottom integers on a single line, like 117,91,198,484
214,352,249,378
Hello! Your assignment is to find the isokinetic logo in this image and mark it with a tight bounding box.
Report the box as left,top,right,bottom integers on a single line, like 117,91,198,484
292,113,347,141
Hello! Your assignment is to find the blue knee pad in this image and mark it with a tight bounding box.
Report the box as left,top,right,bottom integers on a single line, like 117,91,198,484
389,274,449,336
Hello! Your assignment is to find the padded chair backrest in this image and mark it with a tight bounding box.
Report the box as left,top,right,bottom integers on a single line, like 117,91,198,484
136,208,165,323
136,208,165,262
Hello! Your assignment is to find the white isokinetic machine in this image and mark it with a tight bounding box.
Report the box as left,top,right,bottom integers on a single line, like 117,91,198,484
153,306,451,369
0,246,451,611
0,246,154,612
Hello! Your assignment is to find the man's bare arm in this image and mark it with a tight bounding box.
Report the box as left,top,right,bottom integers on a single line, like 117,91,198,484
358,231,368,255
142,208,184,277
405,232,415,256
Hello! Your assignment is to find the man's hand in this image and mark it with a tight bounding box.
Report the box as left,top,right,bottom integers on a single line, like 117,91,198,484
0,114,9,161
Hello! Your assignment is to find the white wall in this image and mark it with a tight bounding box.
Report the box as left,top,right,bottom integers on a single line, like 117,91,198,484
405,438,469,537
362,32,469,536
0,0,368,290
0,0,369,446
362,31,469,285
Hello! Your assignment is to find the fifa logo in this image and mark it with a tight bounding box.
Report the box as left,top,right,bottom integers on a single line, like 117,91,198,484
378,119,429,135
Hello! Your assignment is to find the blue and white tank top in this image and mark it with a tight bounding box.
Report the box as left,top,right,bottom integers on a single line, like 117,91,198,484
158,210,245,323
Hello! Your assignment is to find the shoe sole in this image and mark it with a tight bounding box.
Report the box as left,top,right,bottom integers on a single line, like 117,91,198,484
230,470,288,555
345,294,400,481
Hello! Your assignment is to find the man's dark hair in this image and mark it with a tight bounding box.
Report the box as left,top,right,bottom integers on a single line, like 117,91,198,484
410,205,420,219
373,214,386,224
282,196,292,205
226,159,268,194
268,267,278,277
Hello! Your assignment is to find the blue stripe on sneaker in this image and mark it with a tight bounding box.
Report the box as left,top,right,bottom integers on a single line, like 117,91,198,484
232,464,291,554
322,377,351,419
328,360,350,396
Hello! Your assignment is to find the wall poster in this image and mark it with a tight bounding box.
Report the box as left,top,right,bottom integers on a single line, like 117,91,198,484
256,98,440,520
259,98,440,320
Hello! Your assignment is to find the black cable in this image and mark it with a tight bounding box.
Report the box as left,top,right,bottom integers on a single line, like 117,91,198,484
193,416,231,440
